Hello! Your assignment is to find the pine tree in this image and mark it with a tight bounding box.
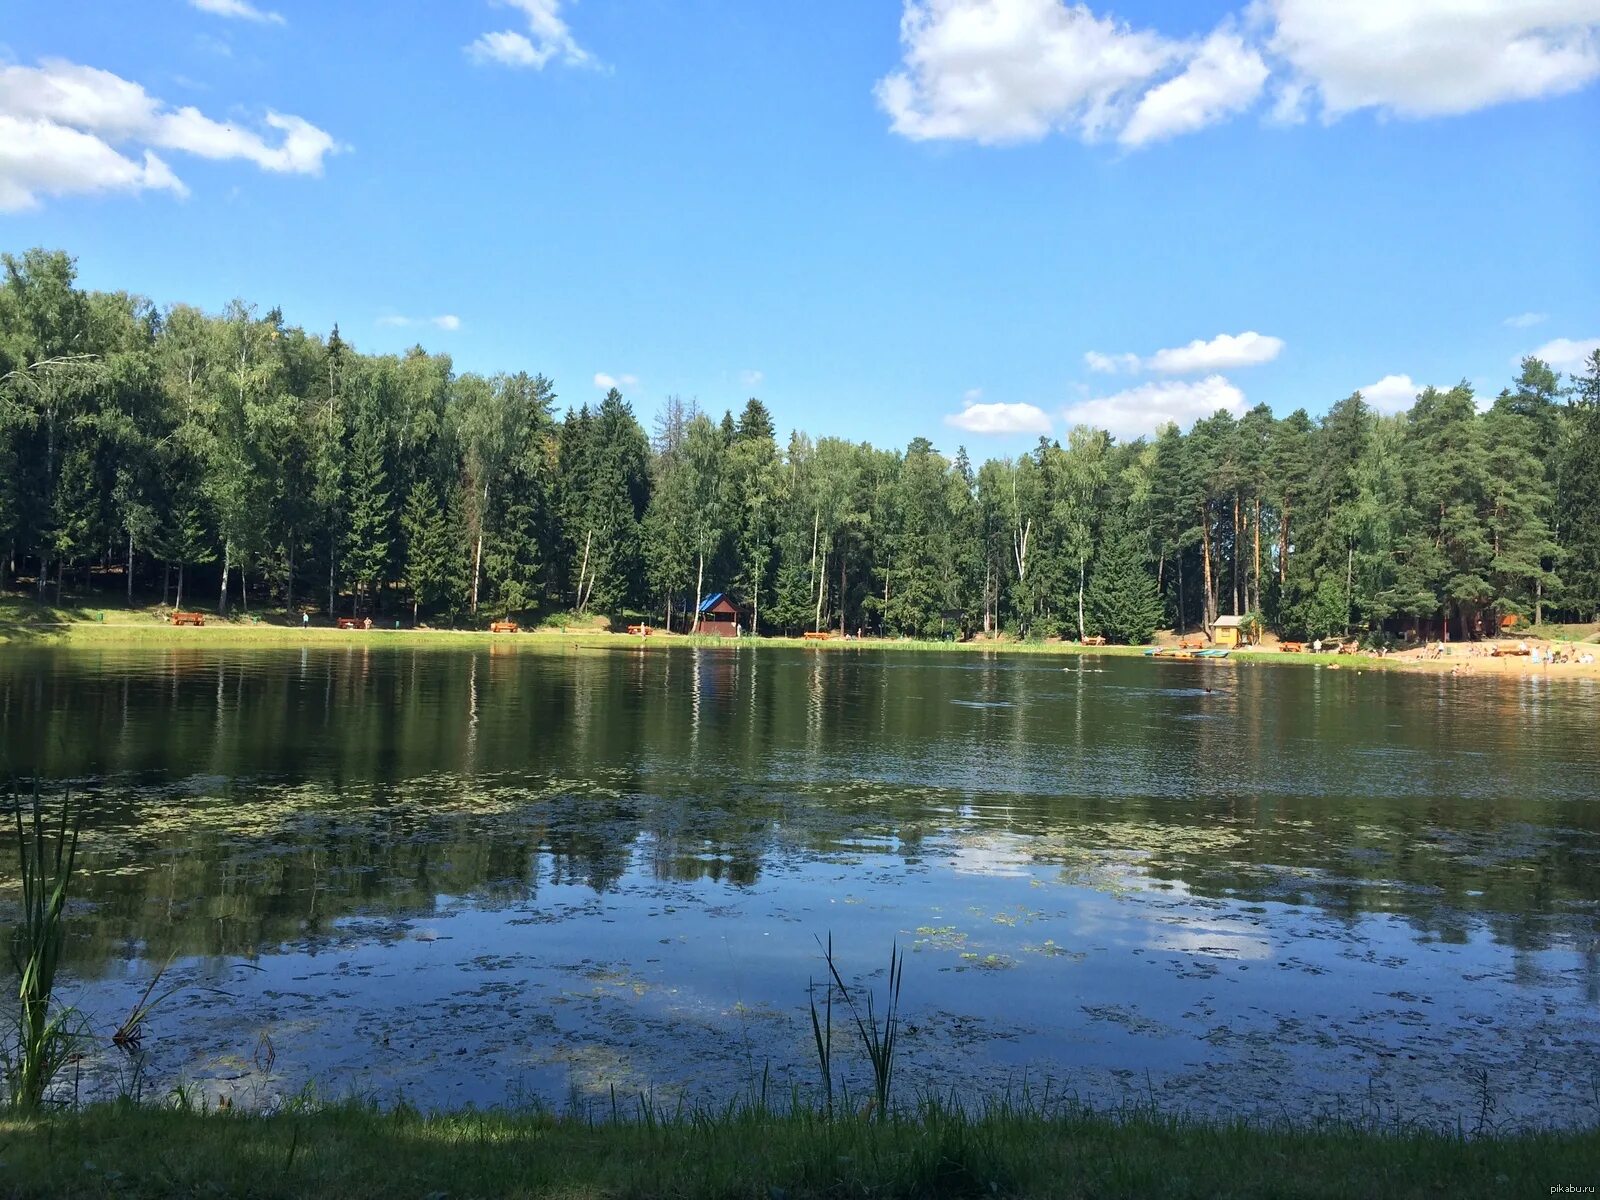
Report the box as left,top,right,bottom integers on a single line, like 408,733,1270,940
401,478,458,621
1085,517,1162,644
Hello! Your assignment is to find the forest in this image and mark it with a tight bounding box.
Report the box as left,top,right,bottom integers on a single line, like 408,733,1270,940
2,247,1598,642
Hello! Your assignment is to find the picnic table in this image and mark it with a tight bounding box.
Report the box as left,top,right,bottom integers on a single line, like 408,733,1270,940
1081,635,1107,647
1178,637,1205,650
1280,641,1304,653
489,620,520,633
626,624,652,636
802,631,832,641
170,611,205,627
337,616,371,630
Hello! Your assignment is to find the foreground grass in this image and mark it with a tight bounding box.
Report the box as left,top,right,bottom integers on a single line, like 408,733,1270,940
1,1101,1593,1199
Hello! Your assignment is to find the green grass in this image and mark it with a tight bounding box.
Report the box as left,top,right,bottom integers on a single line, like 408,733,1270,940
0,1099,1592,1199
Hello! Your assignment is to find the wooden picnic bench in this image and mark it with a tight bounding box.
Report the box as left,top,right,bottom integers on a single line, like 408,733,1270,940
802,631,832,641
170,611,205,627
1337,641,1361,654
337,616,371,630
1081,635,1107,647
626,624,652,636
489,620,520,633
1280,640,1304,653
1178,637,1205,650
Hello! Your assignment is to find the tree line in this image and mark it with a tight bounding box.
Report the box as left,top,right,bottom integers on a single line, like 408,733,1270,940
3,247,1599,641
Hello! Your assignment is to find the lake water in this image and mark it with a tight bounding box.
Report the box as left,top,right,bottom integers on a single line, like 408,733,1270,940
3,643,1599,1128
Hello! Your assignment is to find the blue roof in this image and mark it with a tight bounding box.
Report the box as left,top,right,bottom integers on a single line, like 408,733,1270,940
698,592,725,613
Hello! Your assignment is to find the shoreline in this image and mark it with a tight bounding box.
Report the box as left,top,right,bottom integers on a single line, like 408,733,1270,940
5,601,1598,680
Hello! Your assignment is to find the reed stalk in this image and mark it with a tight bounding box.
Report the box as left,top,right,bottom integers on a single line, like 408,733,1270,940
6,784,83,1112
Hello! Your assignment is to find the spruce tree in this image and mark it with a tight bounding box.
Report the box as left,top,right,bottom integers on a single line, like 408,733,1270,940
344,416,391,613
1085,517,1162,644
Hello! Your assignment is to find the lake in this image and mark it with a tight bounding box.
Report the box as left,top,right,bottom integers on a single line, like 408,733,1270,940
2,643,1598,1128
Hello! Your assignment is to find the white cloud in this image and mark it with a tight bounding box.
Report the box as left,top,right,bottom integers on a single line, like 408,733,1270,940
187,0,284,25
0,58,340,210
962,386,984,402
1528,336,1600,372
377,314,461,331
1064,375,1245,439
1504,312,1547,329
1084,350,1140,374
594,372,639,390
467,0,593,70
1357,373,1421,415
1120,28,1268,146
945,400,1053,435
1263,0,1600,120
740,369,764,388
1146,330,1283,373
876,0,1184,144
877,1,1600,147
1084,332,1282,377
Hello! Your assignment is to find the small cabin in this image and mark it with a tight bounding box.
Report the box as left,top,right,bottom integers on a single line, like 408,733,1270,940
696,592,742,636
1211,614,1245,647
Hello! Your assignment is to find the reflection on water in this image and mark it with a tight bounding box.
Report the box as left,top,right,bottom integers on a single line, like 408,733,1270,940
2,644,1599,1125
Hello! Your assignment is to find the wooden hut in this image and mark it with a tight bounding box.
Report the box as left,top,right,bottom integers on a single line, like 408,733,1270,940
1210,614,1245,647
695,593,743,636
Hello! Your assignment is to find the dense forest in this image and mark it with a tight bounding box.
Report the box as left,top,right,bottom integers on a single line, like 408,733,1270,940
3,247,1598,641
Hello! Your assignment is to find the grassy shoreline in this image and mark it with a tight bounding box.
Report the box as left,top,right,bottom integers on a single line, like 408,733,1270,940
2,1101,1594,1199
5,595,1598,679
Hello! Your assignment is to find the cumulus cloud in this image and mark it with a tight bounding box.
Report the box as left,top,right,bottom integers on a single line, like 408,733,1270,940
1528,336,1600,372
1357,373,1422,415
1120,28,1268,146
1084,350,1140,374
1504,312,1547,329
1063,375,1244,439
188,0,284,25
1084,331,1283,377
1146,330,1283,373
1264,0,1600,121
594,372,639,390
876,0,1186,144
0,58,339,210
945,399,1053,435
877,1,1600,147
377,314,461,331
467,0,593,70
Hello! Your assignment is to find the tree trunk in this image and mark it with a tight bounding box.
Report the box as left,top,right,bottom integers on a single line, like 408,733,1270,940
1232,491,1241,615
286,540,295,614
176,563,184,612
575,529,593,613
1278,505,1290,585
219,539,231,615
1253,497,1262,613
839,550,846,636
1199,506,1215,631
328,533,336,616
471,533,484,615
814,546,827,633
691,552,705,635
126,528,134,606
1076,553,1086,641
162,562,171,608
1177,551,1185,634
1535,576,1543,626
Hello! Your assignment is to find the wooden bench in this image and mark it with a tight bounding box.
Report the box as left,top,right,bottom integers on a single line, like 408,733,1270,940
336,616,370,631
1081,635,1107,647
626,624,652,636
802,631,832,641
1280,641,1304,653
170,611,205,627
1178,638,1205,650
1337,641,1361,654
489,620,520,634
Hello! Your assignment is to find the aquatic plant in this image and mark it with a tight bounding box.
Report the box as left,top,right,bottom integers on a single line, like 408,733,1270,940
5,784,83,1112
814,935,905,1121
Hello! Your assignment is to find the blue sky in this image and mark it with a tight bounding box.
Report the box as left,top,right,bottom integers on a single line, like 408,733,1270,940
3,0,1598,452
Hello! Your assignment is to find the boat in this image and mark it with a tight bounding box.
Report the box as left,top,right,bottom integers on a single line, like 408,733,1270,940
1195,648,1230,659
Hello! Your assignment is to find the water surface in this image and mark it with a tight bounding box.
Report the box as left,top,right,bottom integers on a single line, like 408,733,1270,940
2,643,1597,1127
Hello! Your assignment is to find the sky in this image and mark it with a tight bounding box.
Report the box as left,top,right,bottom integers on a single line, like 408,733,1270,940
2,0,1598,453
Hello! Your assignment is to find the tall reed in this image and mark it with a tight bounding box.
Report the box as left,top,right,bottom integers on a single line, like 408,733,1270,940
813,936,905,1121
6,784,82,1112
